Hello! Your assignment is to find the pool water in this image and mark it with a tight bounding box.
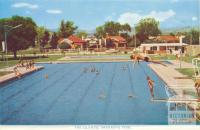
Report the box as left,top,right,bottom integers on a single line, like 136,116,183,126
0,62,169,125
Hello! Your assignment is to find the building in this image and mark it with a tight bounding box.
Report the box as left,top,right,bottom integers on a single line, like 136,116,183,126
105,36,127,48
84,35,99,48
140,36,187,54
58,35,86,50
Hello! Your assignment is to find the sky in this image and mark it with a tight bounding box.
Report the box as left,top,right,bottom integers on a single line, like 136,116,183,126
0,0,199,31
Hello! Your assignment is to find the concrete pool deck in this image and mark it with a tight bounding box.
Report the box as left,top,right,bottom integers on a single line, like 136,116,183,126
148,60,195,96
0,66,44,85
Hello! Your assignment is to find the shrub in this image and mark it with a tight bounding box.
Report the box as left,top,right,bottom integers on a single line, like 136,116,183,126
58,42,71,49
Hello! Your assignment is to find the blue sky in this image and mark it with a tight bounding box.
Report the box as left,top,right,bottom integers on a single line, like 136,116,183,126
0,0,199,31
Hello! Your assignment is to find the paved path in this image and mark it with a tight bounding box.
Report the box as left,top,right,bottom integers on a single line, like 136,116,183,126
148,61,195,96
0,66,44,84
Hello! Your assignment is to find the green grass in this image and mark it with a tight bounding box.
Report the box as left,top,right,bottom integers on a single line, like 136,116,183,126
0,71,13,76
149,54,176,60
176,68,194,78
34,55,63,62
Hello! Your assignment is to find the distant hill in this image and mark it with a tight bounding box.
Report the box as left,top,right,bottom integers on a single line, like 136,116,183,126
161,26,199,34
48,26,199,35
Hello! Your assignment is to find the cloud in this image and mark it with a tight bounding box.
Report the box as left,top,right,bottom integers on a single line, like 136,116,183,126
192,16,198,21
146,10,176,22
117,12,141,26
46,9,62,14
12,2,38,9
118,10,176,26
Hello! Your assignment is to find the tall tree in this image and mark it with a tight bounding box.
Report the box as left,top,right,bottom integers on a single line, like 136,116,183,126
0,16,37,59
77,31,88,39
135,18,161,43
58,20,78,38
40,30,50,49
36,26,46,47
95,26,106,38
121,23,131,33
50,32,59,49
183,29,199,45
95,21,131,38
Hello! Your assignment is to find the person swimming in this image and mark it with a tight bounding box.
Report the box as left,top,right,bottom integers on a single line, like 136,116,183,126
130,54,167,67
45,74,49,79
147,76,155,98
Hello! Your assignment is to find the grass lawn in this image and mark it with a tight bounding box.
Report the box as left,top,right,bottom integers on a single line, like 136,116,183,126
149,54,176,60
176,68,195,78
0,71,13,76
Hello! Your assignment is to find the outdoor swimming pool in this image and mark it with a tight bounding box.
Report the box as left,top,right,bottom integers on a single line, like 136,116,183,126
0,62,169,125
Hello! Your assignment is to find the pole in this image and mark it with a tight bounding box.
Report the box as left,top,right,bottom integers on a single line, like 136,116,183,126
4,28,8,68
134,25,136,50
3,24,22,68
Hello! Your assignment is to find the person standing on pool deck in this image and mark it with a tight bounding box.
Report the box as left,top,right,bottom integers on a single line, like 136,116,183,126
130,54,167,67
147,76,155,98
194,79,200,96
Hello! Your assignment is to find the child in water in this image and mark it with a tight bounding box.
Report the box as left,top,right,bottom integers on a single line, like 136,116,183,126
147,76,155,98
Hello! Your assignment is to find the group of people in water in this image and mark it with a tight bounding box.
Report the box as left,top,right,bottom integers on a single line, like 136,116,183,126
82,66,100,75
14,59,35,78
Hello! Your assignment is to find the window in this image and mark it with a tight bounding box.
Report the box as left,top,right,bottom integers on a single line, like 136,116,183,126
150,46,157,51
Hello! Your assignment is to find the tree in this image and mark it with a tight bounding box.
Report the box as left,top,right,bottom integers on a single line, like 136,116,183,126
95,26,106,38
95,21,131,38
40,30,50,49
121,23,131,33
135,18,161,43
77,31,88,39
104,21,121,36
0,16,37,59
50,32,59,49
183,29,199,45
58,20,78,38
58,42,71,49
36,26,46,47
169,32,175,36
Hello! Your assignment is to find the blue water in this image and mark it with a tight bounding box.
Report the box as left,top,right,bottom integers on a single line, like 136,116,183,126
0,62,169,125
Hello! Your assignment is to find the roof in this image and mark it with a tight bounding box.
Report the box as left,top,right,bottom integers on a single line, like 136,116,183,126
68,35,86,45
157,35,179,43
107,36,126,43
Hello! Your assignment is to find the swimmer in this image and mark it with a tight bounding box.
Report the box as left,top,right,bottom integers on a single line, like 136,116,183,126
130,54,167,67
98,91,106,99
45,74,49,79
147,76,155,98
82,68,88,73
96,70,100,75
128,92,135,98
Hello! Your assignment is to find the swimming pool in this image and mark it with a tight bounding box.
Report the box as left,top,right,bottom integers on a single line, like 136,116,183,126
0,62,169,125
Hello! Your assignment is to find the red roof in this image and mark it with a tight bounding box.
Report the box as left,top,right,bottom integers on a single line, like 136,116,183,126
157,35,179,43
107,36,126,43
68,35,86,45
